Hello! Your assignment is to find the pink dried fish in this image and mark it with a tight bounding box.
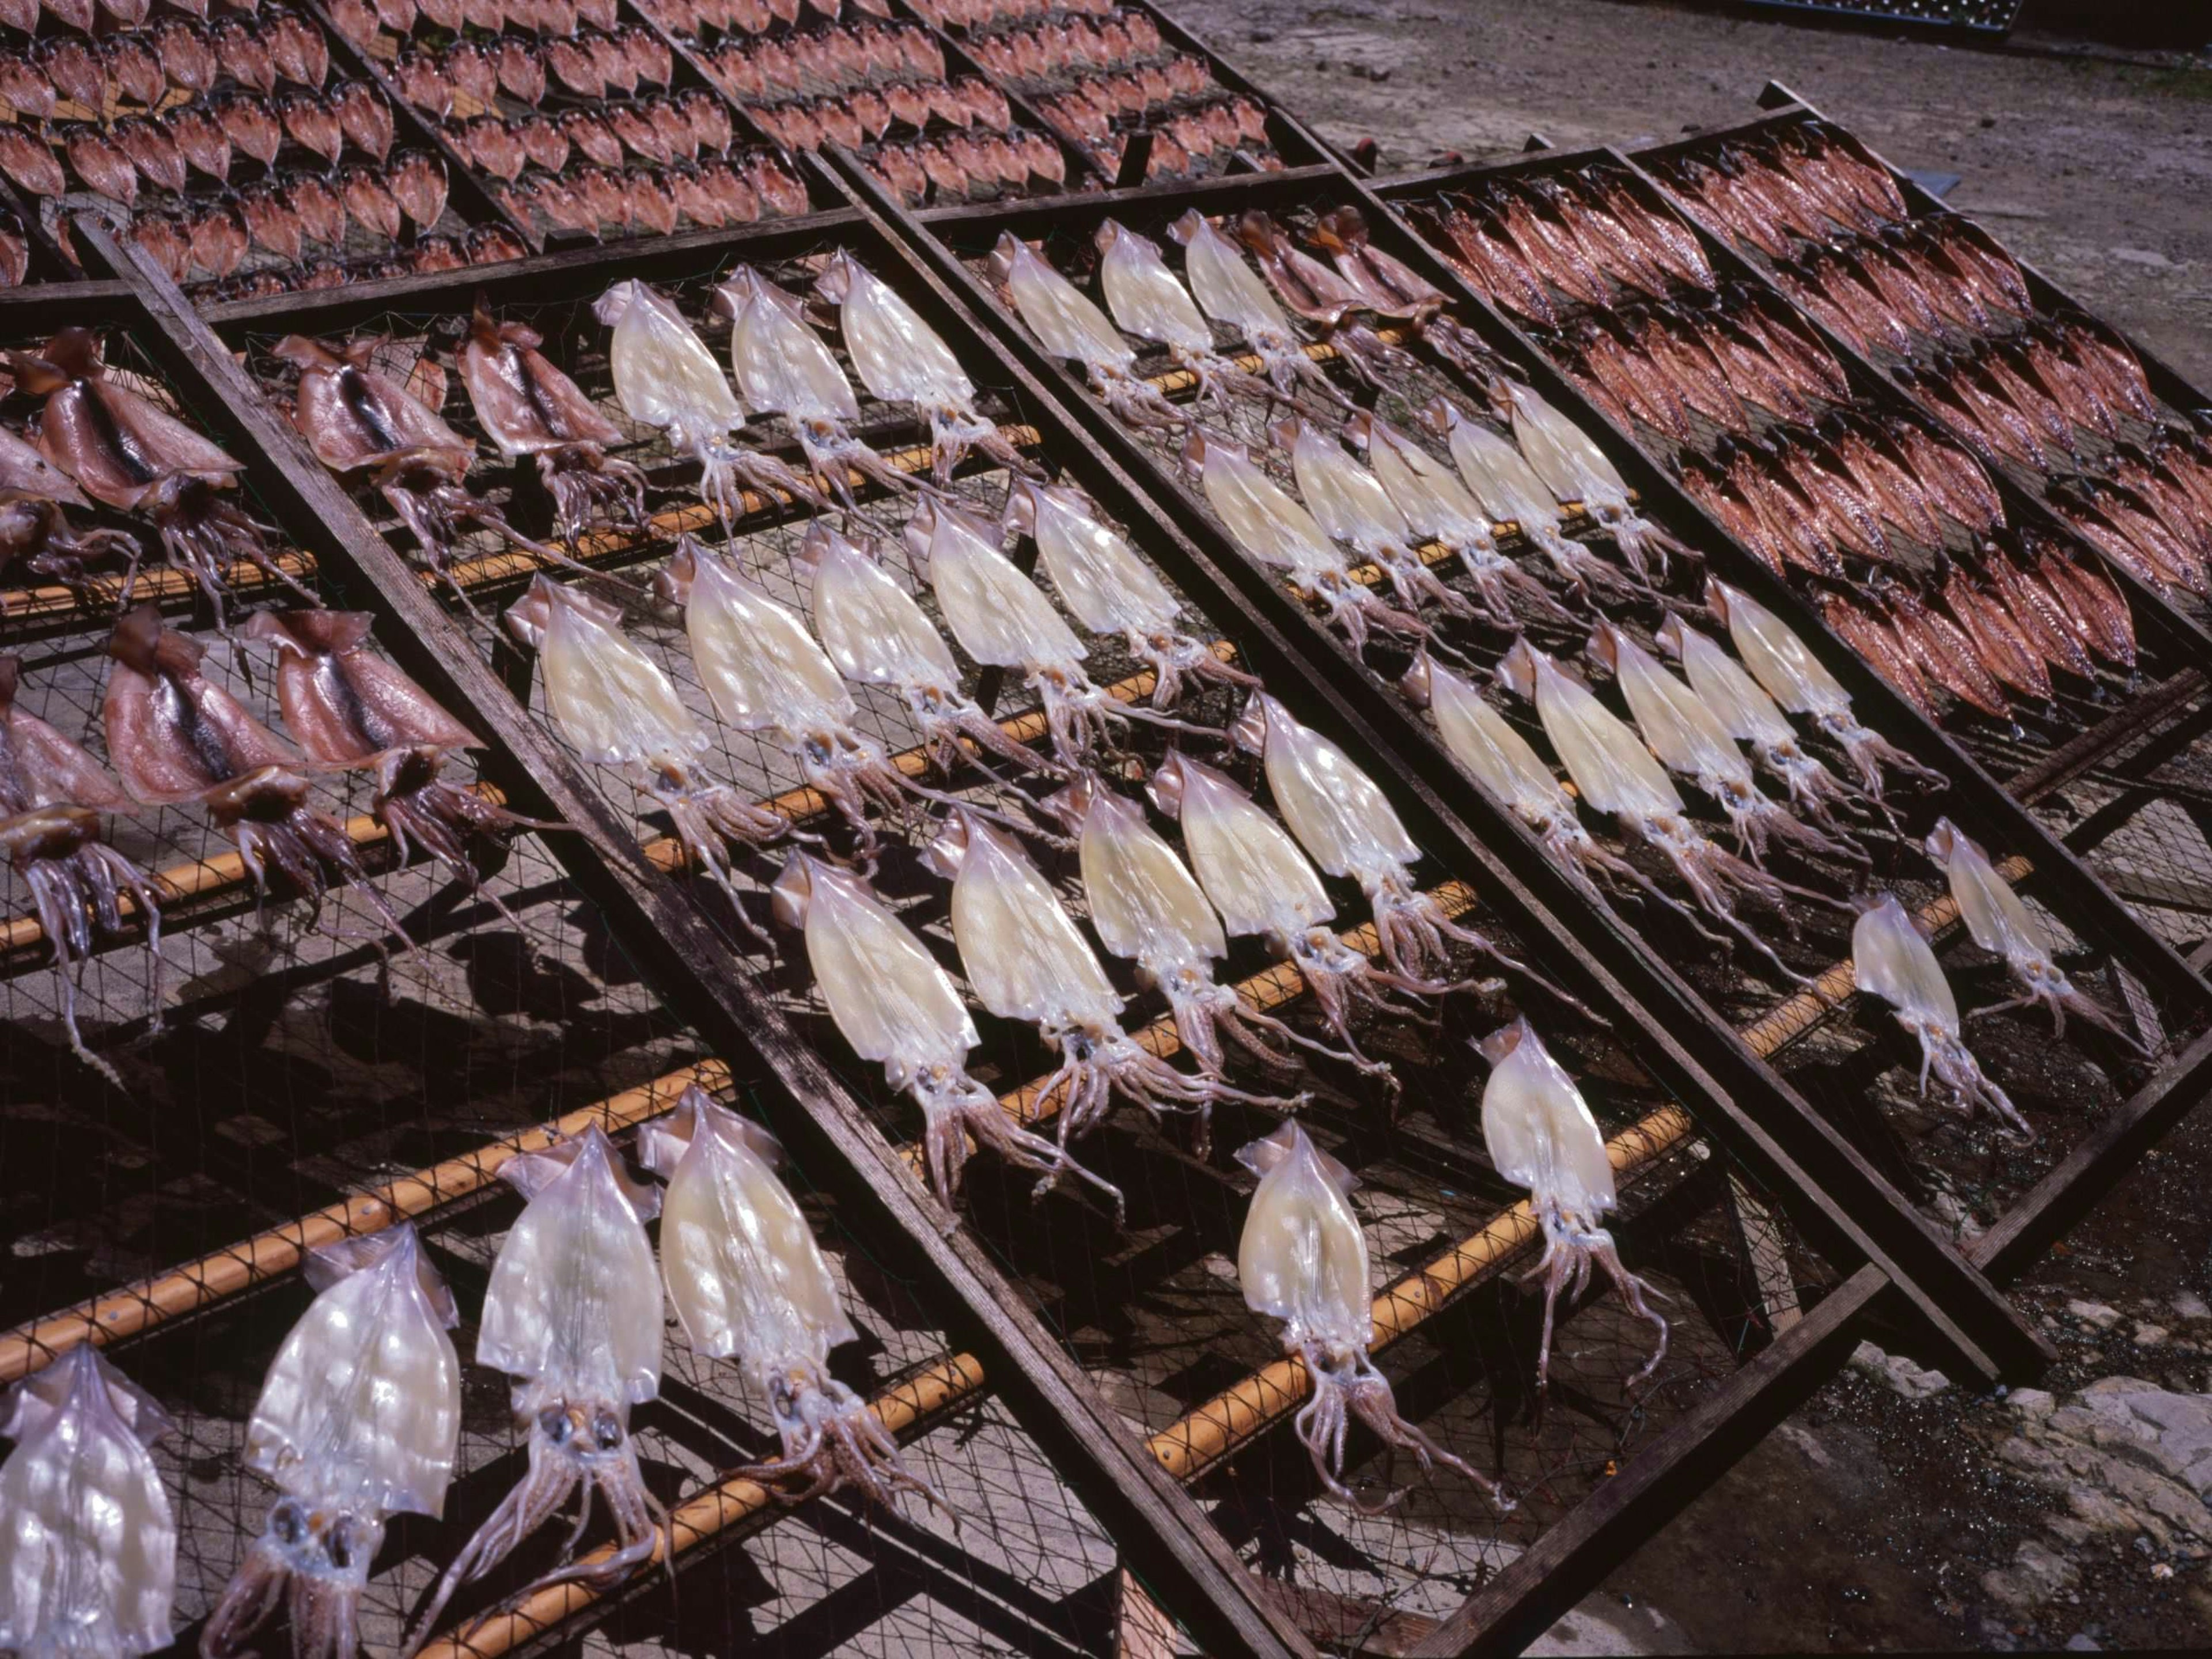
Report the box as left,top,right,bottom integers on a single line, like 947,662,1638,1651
0,655,166,1084
103,604,414,941
113,115,188,194
10,328,298,608
278,88,345,166
265,7,329,89
217,90,283,167
329,79,393,163
460,300,645,546
390,149,448,230
0,127,66,198
403,1129,668,1656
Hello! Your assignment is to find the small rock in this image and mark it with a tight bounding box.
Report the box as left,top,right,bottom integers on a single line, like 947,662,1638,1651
2137,1323,2171,1347
1982,1539,2081,1611
1777,1422,1831,1468
2012,1388,2058,1421
1980,115,1997,128
1248,28,1275,41
2174,1291,2210,1321
2110,247,2179,269
2065,1635,2101,1652
1851,1341,1952,1400
2067,1300,2124,1330
2046,1514,2097,1546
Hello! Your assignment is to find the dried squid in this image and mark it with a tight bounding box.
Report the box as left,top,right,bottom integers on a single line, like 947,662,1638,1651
1344,412,1570,628
658,536,978,859
1185,430,1427,656
275,336,576,605
1653,612,1859,830
1403,649,1713,937
800,520,1057,782
909,497,1212,765
1498,380,1689,583
1166,208,1346,407
1152,752,1442,1067
0,490,141,601
771,852,1122,1219
1705,578,1943,804
404,1128,665,1653
458,301,649,550
1003,475,1258,710
103,604,411,944
1237,1119,1509,1513
0,1346,176,1659
1,655,165,1086
1853,892,2029,1139
1051,770,1367,1088
816,249,1033,484
927,808,1281,1161
1478,1018,1668,1392
1588,622,1861,867
9,329,302,613
244,610,554,903
1274,415,1478,620
1925,819,2139,1049
1498,639,1808,983
991,232,1185,431
202,1226,461,1659
716,265,911,508
1235,690,1584,1010
506,576,791,929
1421,396,1641,603
596,279,819,526
641,1085,953,1516
1095,218,1268,410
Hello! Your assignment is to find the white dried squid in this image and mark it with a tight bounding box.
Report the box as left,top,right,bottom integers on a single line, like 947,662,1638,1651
203,1225,460,1659
505,575,791,928
0,1346,176,1659
771,852,1121,1219
642,1084,953,1517
991,232,1185,431
1498,380,1688,582
1852,892,2031,1139
1095,218,1268,410
404,1127,667,1654
1003,475,1259,710
1705,577,1944,804
816,249,1033,483
1925,818,2141,1050
927,809,1281,1165
1166,208,1347,407
1236,1120,1510,1513
1273,415,1479,620
1478,1019,1667,1393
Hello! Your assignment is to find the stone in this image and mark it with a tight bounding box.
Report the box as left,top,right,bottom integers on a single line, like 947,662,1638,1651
1990,1378,2212,1563
2010,1388,2058,1421
1982,1539,2081,1611
1850,1341,1952,1401
2110,247,2179,269
2064,1635,2101,1651
2067,1300,2124,1330
2175,1291,2210,1321
1776,1422,1831,1468
2137,1324,2172,1347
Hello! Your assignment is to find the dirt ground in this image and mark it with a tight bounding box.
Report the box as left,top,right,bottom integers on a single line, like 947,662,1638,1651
1168,1,2212,1651
1181,0,2212,391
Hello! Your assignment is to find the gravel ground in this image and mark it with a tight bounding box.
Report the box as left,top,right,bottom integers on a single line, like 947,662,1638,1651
1165,1,2212,1650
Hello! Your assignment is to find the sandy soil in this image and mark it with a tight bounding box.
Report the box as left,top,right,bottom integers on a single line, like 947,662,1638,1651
1167,2,2212,1650
1180,0,2212,391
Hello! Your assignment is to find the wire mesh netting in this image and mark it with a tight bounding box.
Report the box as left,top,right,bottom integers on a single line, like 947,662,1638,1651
196,221,1868,1653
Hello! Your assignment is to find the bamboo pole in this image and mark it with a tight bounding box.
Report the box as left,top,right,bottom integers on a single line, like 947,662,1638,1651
0,1060,727,1385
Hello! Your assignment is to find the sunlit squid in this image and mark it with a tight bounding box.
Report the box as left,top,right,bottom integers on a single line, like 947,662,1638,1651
1479,1018,1668,1393
1853,891,2031,1141
772,852,1123,1221
202,1225,460,1659
403,1127,666,1655
0,1345,177,1659
1095,218,1271,412
1166,208,1349,408
1237,1120,1511,1513
992,232,1187,431
643,1085,955,1516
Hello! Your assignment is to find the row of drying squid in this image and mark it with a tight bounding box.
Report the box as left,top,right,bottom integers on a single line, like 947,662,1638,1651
0,10,330,118
392,25,676,112
630,0,895,40
685,14,948,98
983,200,2145,1104
326,0,657,42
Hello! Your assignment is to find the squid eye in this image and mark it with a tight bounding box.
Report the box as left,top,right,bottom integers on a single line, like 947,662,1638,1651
591,1407,622,1450
325,1517,356,1571
271,1499,307,1546
539,1407,571,1446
